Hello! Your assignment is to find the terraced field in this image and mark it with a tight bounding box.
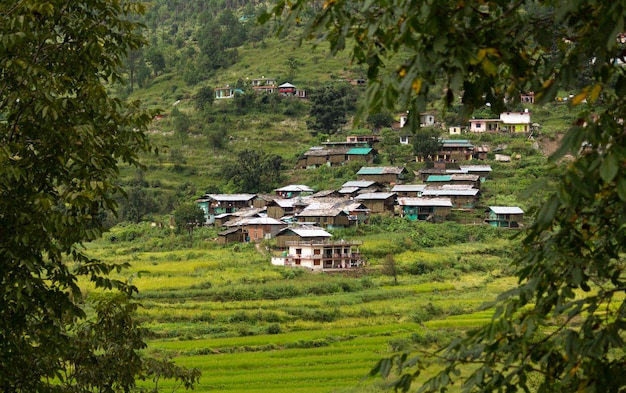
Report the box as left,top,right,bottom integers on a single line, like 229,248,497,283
83,224,518,392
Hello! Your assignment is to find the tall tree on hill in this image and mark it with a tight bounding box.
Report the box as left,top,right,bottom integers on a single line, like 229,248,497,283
307,84,358,136
0,1,199,391
223,149,283,193
263,0,626,392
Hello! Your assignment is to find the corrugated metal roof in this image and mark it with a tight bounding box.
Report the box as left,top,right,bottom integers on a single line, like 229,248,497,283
347,147,374,155
422,189,479,196
207,194,256,202
275,184,314,192
391,184,427,192
427,175,452,182
398,198,453,207
489,206,524,214
355,192,396,200
357,166,406,175
341,181,377,188
459,165,493,172
278,227,332,237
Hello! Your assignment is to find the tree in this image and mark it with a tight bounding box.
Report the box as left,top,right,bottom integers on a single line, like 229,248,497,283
412,127,442,162
173,111,191,144
379,128,412,165
223,149,283,193
146,49,166,76
263,1,626,392
307,84,358,136
382,254,398,285
286,55,302,80
367,110,395,130
173,202,206,238
0,1,198,391
195,85,215,110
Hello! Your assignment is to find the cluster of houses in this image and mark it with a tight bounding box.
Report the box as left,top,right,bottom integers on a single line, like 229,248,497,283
214,78,306,99
194,162,524,271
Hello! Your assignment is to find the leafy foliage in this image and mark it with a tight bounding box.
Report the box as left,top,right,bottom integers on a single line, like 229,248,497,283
306,84,358,136
263,0,626,392
0,1,198,390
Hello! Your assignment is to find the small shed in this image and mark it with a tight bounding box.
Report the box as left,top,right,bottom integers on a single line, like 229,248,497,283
217,227,244,245
391,184,427,197
346,147,378,163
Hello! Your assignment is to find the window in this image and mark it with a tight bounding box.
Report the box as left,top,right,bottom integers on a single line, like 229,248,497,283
313,249,321,255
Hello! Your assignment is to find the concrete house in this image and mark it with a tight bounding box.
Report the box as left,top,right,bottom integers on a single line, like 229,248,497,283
485,206,524,228
356,166,408,184
271,238,365,270
500,111,531,133
469,118,501,133
214,86,244,99
354,192,397,214
398,198,453,222
240,217,287,242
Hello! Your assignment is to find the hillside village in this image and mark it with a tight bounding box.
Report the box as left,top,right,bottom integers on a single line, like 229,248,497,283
193,91,536,270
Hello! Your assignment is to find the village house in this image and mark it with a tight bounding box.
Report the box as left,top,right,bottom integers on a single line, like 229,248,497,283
459,165,493,181
338,180,385,197
469,118,501,133
426,174,481,189
309,189,342,199
421,187,480,209
294,207,352,229
390,184,427,197
399,112,436,128
356,166,408,184
449,126,463,135
354,192,397,214
398,198,453,222
420,139,474,162
271,238,365,270
239,217,287,242
217,227,244,245
346,134,380,146
278,82,306,98
251,77,277,87
485,206,524,228
500,111,532,133
520,92,534,104
298,146,349,168
266,198,308,220
195,193,256,224
346,147,378,164
274,184,314,198
214,86,244,99
274,226,331,248
253,194,276,209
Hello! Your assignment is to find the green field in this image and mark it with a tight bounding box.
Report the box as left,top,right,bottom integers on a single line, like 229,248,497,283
82,222,519,392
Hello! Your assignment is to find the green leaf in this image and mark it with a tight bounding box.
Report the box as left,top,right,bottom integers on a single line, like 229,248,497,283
380,358,392,378
599,153,618,183
617,177,626,201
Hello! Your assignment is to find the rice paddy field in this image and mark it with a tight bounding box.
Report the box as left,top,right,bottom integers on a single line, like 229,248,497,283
82,223,520,392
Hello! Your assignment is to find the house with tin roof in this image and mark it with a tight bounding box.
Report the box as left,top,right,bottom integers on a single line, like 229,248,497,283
391,184,427,197
274,226,332,248
398,198,453,222
354,192,397,214
485,206,524,228
422,187,480,209
274,184,314,198
195,193,257,224
356,166,408,184
346,147,378,164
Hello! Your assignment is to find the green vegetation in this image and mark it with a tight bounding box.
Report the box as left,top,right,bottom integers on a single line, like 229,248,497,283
83,221,521,392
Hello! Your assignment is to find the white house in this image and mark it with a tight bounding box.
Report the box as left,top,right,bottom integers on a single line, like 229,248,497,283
271,239,365,270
